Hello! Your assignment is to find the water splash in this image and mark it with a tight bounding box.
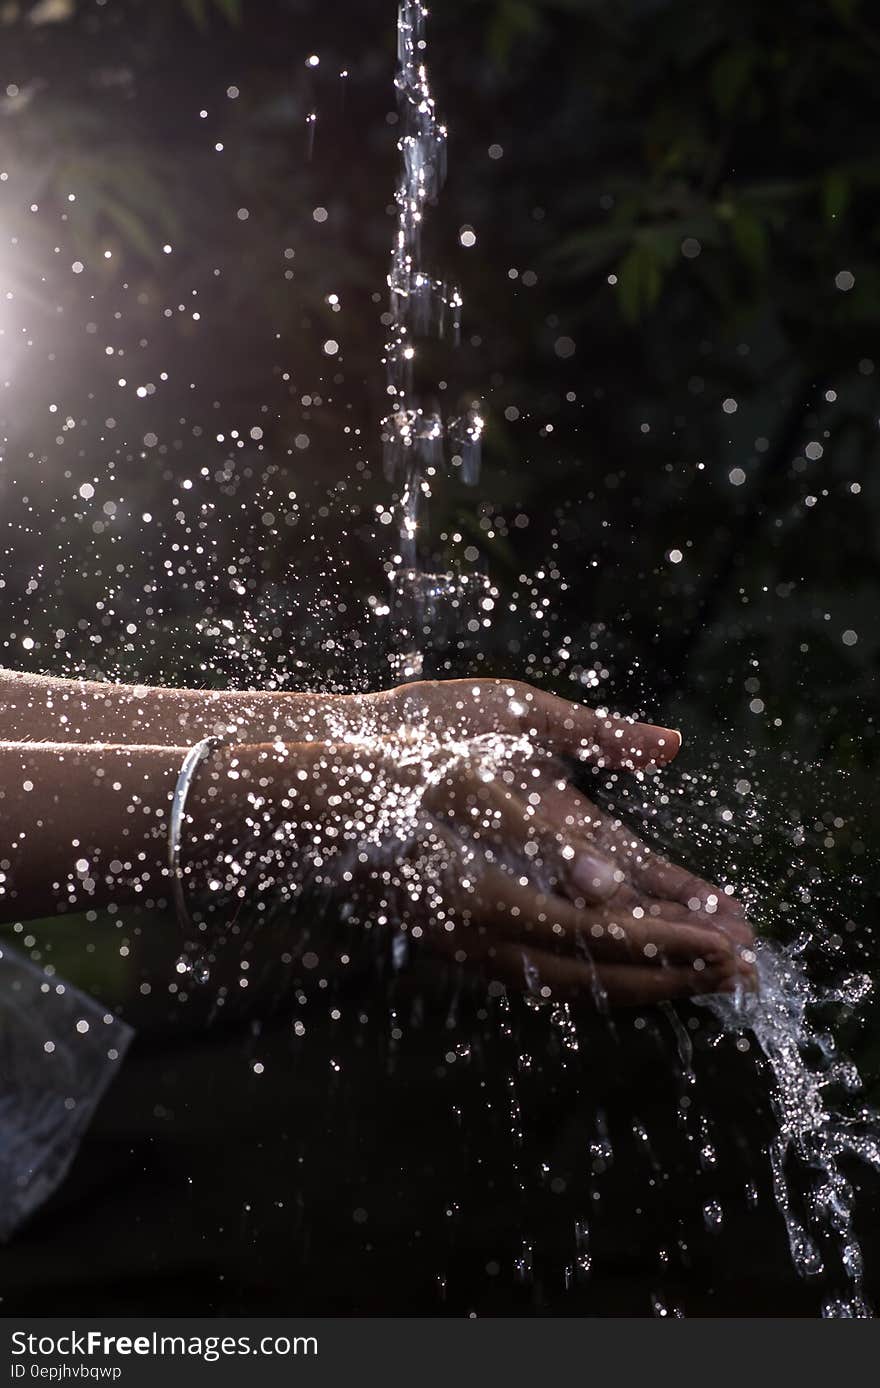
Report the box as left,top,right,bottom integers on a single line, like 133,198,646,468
705,940,879,1316
597,755,879,1313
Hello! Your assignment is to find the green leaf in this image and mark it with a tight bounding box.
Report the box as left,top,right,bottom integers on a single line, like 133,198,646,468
487,0,542,71
212,0,242,23
822,169,850,225
616,242,663,323
827,0,861,21
552,225,628,274
730,207,769,273
182,0,208,29
711,47,754,115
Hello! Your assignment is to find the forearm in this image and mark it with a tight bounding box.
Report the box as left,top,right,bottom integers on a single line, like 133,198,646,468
0,739,250,924
0,740,183,922
0,668,360,746
0,738,321,925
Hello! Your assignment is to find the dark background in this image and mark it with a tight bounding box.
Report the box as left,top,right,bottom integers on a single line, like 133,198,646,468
0,0,877,1316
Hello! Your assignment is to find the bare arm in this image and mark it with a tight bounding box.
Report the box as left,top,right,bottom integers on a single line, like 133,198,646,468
0,670,685,787
0,737,286,923
0,668,356,746
0,739,190,921
0,738,750,1003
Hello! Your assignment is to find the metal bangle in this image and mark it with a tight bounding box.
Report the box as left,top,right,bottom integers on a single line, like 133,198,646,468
168,735,226,935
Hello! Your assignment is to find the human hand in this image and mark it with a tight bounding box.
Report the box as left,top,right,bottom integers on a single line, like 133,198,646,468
419,748,755,997
517,760,755,948
363,678,753,951
363,677,682,771
190,737,749,1007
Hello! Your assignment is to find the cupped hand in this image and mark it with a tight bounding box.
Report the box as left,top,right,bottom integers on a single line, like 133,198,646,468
416,748,755,1001
201,737,750,1007
373,695,755,946
519,761,754,950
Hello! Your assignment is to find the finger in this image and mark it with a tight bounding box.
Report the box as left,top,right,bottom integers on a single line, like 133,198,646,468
510,765,611,843
628,854,754,945
523,776,625,879
488,768,634,903
612,894,730,927
565,802,754,944
539,791,694,887
591,958,744,1006
515,688,681,770
460,867,737,967
448,937,740,1005
526,777,755,948
435,775,619,904
585,808,739,917
641,856,748,920
402,680,681,770
588,902,746,967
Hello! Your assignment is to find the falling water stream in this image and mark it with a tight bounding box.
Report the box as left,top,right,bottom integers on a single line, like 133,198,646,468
375,0,880,1317
382,0,483,680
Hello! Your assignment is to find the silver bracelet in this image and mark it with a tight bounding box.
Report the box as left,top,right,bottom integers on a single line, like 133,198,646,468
168,735,226,935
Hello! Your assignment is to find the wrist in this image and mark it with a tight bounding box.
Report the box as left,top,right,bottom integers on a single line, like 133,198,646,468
280,690,368,741
181,740,323,911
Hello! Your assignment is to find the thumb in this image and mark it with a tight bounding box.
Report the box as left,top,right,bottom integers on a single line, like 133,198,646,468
528,690,682,769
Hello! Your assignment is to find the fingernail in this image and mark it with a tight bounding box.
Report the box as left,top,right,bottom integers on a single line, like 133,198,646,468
570,851,617,900
641,725,681,761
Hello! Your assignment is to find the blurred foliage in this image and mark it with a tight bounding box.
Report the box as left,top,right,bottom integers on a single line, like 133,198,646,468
181,0,242,27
